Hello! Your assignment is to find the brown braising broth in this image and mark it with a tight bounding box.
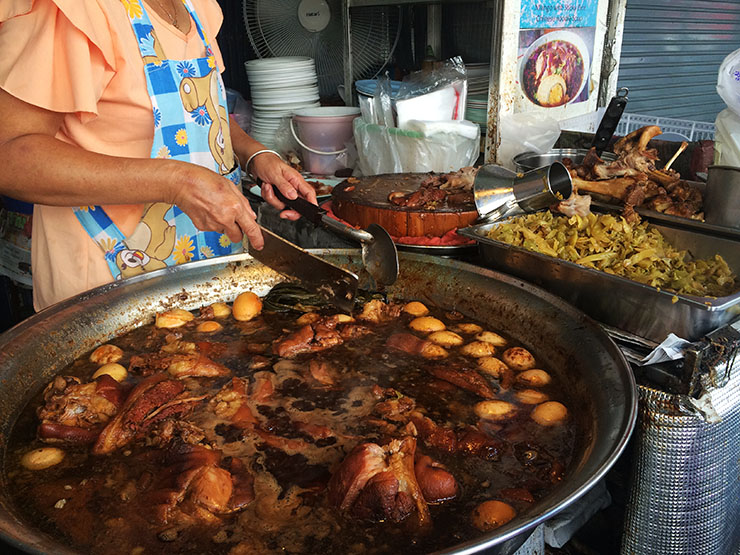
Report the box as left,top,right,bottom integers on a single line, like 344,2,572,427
5,292,576,554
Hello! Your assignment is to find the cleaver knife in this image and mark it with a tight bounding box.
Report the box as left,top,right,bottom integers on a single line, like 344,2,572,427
247,225,358,313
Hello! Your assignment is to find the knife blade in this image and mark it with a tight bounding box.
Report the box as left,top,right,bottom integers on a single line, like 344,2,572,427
247,225,358,313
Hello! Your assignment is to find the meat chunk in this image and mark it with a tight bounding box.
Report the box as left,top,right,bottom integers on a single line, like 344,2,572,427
37,375,123,444
372,385,416,422
147,442,255,525
387,167,478,209
414,455,459,504
410,412,502,460
129,346,230,379
410,412,457,453
93,373,205,455
272,319,344,358
357,299,402,324
328,437,431,527
427,364,497,399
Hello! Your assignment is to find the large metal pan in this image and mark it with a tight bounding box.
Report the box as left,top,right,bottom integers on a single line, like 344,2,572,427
0,251,637,555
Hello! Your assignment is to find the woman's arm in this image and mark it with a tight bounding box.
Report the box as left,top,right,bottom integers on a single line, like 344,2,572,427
0,88,264,248
229,118,317,220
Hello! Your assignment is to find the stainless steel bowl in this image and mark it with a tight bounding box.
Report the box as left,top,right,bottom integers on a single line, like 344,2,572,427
514,149,617,173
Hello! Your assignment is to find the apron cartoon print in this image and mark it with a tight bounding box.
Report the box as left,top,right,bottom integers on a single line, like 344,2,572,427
74,0,242,280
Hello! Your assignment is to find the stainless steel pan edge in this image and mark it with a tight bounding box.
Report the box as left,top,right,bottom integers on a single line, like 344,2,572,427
459,222,740,343
0,251,637,555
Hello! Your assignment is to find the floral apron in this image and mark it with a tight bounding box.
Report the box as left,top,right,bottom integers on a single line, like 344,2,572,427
73,0,242,281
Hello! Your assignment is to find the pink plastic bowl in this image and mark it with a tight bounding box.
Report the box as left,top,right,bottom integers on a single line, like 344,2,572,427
291,107,360,175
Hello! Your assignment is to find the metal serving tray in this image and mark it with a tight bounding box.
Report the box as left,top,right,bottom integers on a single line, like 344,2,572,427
459,219,740,343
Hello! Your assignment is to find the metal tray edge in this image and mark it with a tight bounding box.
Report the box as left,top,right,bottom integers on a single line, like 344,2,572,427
458,222,740,309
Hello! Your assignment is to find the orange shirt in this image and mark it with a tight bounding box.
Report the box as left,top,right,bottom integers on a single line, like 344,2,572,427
0,0,227,310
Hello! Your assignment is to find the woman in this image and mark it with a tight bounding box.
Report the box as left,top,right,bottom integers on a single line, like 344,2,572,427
0,0,316,310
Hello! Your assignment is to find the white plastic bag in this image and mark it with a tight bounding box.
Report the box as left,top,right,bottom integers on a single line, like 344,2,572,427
717,47,740,117
497,112,561,170
353,118,480,175
715,49,740,166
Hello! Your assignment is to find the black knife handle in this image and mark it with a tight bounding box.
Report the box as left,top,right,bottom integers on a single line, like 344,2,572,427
591,87,629,156
271,184,325,225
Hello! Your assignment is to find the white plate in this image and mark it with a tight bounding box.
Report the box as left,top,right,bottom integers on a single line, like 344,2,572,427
252,97,320,107
249,77,318,88
245,56,314,67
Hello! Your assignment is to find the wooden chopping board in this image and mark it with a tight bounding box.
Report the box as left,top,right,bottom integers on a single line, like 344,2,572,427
331,173,479,238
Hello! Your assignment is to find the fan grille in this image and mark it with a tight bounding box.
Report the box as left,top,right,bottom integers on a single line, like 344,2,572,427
243,0,400,97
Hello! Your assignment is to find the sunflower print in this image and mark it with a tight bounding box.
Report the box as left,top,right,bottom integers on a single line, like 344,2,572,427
207,56,216,70
173,235,195,264
190,106,211,126
120,0,143,19
218,234,232,248
153,107,162,128
200,246,214,258
175,129,188,146
156,146,171,159
176,61,196,79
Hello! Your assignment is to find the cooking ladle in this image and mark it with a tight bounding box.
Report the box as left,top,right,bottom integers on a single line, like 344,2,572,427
270,186,399,286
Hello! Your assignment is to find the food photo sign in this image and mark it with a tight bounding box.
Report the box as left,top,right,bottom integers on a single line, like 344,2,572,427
486,0,610,163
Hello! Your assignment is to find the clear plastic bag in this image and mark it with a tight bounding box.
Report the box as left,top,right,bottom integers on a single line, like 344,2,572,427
353,118,480,175
497,112,561,170
717,47,740,116
395,57,468,129
226,88,252,133
715,48,740,166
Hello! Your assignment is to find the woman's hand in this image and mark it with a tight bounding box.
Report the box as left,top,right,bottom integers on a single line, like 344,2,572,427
170,162,264,249
251,152,318,220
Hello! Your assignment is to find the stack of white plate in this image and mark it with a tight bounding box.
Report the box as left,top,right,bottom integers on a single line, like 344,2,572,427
466,63,490,96
244,57,320,148
465,93,488,135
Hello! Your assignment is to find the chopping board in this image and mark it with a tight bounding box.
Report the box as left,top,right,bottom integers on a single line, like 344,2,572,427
331,173,479,238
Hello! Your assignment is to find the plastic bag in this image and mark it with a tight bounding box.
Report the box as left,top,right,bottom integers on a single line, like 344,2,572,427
713,108,740,166
353,118,480,175
715,49,740,166
226,88,252,133
372,74,396,128
395,57,468,129
717,47,740,116
497,112,561,170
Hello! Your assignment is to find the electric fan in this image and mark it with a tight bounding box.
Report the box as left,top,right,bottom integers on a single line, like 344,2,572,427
243,0,401,98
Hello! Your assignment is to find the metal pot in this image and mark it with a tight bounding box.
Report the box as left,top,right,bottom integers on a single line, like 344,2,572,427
513,149,618,173
0,251,637,554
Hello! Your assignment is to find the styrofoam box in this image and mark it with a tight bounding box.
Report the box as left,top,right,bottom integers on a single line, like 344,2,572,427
559,109,715,141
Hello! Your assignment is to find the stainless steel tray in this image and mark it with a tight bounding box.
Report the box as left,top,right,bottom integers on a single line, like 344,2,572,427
459,219,740,343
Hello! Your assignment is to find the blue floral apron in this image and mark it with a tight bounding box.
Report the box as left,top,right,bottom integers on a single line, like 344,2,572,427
73,0,242,281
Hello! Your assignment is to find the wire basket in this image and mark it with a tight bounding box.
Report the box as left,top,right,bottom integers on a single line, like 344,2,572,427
559,109,716,142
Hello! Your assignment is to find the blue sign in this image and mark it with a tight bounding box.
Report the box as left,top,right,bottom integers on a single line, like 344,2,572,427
520,0,599,29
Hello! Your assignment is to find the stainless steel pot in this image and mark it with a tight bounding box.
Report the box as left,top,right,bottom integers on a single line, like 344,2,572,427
514,149,617,173
0,251,637,555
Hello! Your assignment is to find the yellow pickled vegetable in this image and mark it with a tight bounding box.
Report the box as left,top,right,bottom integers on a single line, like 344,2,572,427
484,212,736,297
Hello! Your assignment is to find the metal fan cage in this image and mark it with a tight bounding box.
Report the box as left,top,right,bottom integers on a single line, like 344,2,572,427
243,0,401,98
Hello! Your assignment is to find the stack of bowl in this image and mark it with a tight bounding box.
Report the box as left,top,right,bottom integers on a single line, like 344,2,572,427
244,57,320,148
465,94,487,135
465,62,490,95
